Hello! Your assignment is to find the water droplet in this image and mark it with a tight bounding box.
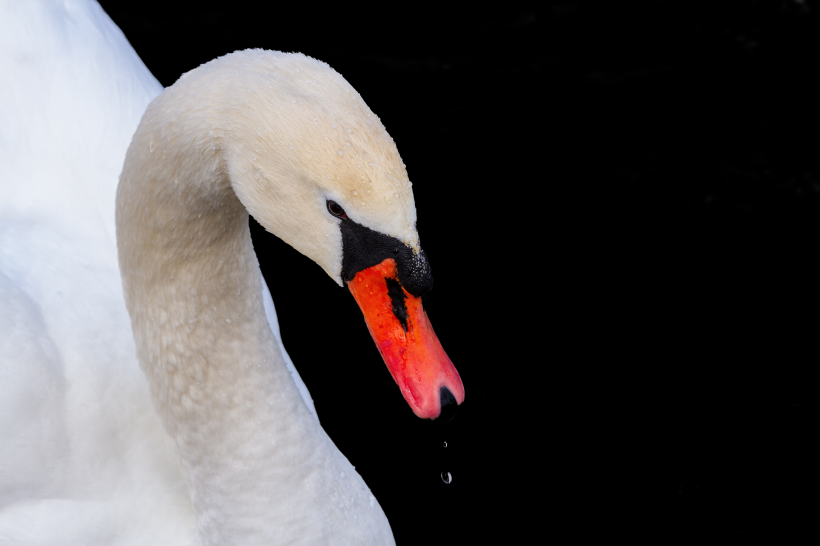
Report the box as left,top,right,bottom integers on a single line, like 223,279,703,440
337,150,344,156
441,472,452,484
443,441,448,448
366,120,373,125
289,145,294,149
346,128,352,134
352,191,358,196
393,193,398,198
386,174,392,180
226,319,231,323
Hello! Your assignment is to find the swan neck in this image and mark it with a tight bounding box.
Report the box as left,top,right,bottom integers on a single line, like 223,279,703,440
116,102,319,542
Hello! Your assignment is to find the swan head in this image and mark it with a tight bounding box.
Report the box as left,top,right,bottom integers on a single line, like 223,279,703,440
178,50,416,284
156,50,464,418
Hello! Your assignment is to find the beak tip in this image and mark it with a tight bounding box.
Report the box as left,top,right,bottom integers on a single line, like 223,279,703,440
433,386,460,423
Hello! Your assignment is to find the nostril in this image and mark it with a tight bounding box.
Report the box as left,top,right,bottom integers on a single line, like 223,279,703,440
436,386,459,423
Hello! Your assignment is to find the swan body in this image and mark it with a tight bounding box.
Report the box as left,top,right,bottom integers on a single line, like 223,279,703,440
0,0,446,543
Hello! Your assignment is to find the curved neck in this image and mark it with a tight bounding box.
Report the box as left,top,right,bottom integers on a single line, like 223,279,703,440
115,107,323,543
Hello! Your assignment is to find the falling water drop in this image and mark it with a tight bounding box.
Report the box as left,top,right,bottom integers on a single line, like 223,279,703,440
443,441,447,448
440,472,452,484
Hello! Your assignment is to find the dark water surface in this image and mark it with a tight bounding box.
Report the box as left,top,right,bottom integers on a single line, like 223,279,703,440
102,1,816,542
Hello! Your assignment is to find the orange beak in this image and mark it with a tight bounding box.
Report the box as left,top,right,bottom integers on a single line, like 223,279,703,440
348,258,465,419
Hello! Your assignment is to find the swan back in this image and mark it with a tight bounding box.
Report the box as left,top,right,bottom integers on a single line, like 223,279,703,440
0,0,161,241
1,1,197,543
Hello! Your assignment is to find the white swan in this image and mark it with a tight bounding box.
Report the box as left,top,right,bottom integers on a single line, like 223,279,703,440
0,1,463,544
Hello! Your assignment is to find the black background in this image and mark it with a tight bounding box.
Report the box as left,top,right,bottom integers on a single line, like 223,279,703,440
100,1,816,542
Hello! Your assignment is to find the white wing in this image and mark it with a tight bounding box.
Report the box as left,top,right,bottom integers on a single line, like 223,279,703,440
0,1,192,542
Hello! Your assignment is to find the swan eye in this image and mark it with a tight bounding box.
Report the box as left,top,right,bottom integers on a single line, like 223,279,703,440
327,200,348,219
